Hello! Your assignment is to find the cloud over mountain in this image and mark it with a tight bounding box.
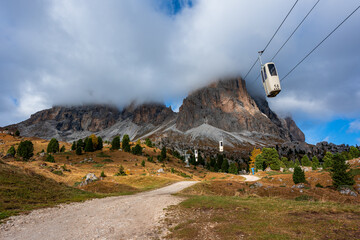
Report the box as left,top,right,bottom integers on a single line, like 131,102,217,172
0,0,359,128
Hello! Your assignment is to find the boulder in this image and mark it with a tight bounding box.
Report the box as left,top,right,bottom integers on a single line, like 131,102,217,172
339,186,358,197
291,183,305,189
249,182,263,189
80,173,98,187
157,168,164,173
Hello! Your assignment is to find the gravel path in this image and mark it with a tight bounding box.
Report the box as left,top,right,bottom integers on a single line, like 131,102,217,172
0,181,197,240
240,175,261,182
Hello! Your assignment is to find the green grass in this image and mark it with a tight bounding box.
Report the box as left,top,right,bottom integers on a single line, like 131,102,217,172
266,171,292,176
93,163,105,168
167,180,360,240
168,195,360,240
0,162,100,222
102,159,114,163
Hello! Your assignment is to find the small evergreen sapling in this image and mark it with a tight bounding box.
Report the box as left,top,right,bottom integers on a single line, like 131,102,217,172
17,140,34,160
7,146,16,157
293,166,306,184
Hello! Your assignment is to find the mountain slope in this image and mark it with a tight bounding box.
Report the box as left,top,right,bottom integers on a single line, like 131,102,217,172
5,78,304,154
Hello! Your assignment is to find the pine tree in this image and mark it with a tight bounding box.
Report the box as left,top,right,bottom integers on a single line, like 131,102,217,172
7,146,16,156
97,136,103,150
111,136,120,150
294,158,300,167
217,154,224,171
47,138,59,153
141,160,145,167
221,159,229,173
60,145,65,152
261,148,281,170
76,145,82,155
71,141,76,151
312,156,319,170
84,138,94,152
17,140,34,160
330,153,355,188
145,138,153,147
77,139,84,150
228,162,238,174
255,154,264,171
161,146,167,161
323,152,334,169
15,130,20,136
122,135,131,152
301,155,312,167
349,146,360,159
293,166,306,184
131,144,143,155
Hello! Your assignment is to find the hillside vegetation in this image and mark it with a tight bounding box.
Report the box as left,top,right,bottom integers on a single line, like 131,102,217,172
0,160,98,222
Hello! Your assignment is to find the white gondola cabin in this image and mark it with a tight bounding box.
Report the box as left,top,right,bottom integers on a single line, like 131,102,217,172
261,62,281,97
219,141,223,152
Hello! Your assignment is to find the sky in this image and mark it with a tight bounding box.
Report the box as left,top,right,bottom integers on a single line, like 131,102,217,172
0,0,359,145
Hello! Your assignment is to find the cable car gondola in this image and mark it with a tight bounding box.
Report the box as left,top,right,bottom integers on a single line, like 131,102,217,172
259,51,281,97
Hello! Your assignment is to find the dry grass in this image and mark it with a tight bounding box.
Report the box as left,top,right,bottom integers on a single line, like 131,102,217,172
165,181,360,239
0,161,99,222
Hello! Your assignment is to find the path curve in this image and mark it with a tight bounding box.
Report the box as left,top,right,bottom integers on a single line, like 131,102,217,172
0,181,197,240
240,175,261,182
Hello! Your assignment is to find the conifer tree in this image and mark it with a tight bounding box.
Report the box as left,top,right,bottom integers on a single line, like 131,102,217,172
323,152,334,169
228,162,238,174
76,145,82,155
301,155,312,167
349,146,360,159
17,140,34,160
330,153,355,188
312,156,320,170
97,136,103,150
84,138,94,152
221,159,229,173
122,135,130,152
293,166,306,184
7,146,16,156
111,136,120,150
161,146,167,161
47,138,59,153
71,141,76,151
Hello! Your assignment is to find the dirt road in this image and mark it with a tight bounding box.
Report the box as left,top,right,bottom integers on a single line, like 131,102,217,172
240,175,261,181
0,181,197,240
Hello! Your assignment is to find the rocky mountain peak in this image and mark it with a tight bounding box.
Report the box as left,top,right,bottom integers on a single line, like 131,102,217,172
176,78,304,142
122,102,176,126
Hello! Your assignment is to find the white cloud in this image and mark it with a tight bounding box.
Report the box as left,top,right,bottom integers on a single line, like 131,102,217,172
0,0,360,126
348,120,360,133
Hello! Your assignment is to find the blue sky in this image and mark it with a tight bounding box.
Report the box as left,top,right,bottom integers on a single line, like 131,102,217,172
0,0,359,146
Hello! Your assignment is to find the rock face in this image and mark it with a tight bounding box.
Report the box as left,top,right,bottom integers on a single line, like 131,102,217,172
17,105,121,132
122,103,175,126
176,78,304,142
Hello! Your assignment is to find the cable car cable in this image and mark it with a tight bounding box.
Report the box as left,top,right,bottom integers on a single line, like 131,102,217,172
243,0,299,80
280,4,360,82
271,0,321,61
248,0,321,85
263,0,299,53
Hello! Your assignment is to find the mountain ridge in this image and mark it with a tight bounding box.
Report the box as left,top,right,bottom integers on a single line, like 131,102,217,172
4,78,305,155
